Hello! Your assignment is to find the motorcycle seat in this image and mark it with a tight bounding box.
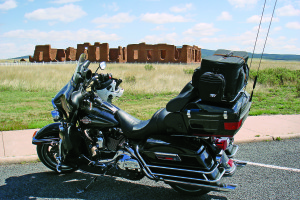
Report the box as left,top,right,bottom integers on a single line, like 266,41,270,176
116,108,168,139
166,81,197,112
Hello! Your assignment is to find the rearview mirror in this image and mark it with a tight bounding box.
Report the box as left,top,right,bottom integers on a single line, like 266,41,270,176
99,62,106,70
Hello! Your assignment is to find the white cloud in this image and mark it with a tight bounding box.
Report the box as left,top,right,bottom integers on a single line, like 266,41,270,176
152,25,168,31
276,5,300,16
140,13,191,24
24,4,86,22
0,0,17,10
286,21,300,29
246,15,279,23
228,0,258,8
140,33,195,45
2,29,120,42
217,11,232,21
92,13,135,24
273,26,282,31
102,2,119,12
183,23,220,36
49,0,82,4
169,3,193,13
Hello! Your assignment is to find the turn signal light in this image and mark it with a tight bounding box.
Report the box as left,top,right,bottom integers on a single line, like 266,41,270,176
215,139,228,150
224,119,243,130
32,131,38,138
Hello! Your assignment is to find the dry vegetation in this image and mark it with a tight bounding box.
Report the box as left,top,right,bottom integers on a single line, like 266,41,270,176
1,58,299,94
0,58,299,130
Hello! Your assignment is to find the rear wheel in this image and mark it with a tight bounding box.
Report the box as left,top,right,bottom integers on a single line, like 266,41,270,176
169,183,210,196
37,142,77,173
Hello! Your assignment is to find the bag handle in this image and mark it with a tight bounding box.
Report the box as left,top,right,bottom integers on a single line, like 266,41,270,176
213,53,246,63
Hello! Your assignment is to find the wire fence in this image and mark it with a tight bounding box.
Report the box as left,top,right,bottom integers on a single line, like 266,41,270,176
0,61,79,66
0,60,200,67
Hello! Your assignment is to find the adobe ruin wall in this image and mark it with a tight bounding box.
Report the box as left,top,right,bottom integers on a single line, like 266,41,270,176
29,42,201,64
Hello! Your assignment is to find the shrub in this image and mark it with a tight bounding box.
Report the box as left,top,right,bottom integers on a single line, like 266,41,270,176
144,64,155,71
125,75,136,83
183,69,194,74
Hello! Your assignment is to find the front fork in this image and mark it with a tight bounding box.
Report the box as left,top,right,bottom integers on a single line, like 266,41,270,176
56,138,63,173
56,124,66,173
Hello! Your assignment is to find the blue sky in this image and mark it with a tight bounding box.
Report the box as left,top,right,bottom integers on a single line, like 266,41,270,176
0,0,299,59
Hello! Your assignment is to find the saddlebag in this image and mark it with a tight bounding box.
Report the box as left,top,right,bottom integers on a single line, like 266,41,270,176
192,49,249,102
140,135,221,182
181,91,251,137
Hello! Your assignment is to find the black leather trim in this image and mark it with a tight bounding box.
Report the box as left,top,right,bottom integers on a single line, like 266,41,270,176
166,81,197,112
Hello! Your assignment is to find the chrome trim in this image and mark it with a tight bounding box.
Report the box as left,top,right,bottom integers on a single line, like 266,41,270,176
135,145,158,180
146,163,219,175
227,144,239,158
32,138,60,144
225,162,236,176
187,110,191,118
233,159,248,168
223,111,228,119
152,167,225,183
154,152,181,162
164,179,237,192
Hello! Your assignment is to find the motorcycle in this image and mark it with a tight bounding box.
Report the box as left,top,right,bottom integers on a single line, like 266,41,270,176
32,53,250,196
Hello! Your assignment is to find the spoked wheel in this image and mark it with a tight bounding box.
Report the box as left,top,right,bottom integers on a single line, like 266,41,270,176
37,142,77,173
169,183,210,196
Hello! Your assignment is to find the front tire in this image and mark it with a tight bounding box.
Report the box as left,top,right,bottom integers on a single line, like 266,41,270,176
37,143,77,173
169,183,210,196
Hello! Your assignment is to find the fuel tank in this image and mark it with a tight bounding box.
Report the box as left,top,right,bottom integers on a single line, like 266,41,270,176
79,106,119,128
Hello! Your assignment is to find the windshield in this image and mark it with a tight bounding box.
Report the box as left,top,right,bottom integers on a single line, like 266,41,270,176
72,53,87,84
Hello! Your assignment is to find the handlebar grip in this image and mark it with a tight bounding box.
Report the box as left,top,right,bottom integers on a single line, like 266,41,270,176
116,79,122,88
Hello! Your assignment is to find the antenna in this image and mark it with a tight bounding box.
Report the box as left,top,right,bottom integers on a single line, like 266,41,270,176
249,0,278,102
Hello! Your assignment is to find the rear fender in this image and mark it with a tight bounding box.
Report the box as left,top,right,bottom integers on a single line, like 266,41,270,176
32,123,61,145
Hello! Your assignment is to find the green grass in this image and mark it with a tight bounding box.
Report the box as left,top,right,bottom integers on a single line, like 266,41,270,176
248,68,300,115
0,87,55,130
0,61,300,131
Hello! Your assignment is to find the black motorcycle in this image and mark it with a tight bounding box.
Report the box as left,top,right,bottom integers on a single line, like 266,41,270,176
33,52,250,196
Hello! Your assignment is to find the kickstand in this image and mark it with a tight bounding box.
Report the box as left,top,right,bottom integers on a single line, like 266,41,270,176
76,176,98,194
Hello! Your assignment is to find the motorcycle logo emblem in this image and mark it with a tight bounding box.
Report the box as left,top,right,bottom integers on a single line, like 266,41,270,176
80,116,92,124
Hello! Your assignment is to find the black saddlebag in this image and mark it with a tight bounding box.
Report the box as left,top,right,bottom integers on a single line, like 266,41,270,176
192,49,249,102
140,136,221,182
181,92,251,137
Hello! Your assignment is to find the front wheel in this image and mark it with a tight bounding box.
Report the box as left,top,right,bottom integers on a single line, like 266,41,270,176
37,143,77,173
169,183,210,196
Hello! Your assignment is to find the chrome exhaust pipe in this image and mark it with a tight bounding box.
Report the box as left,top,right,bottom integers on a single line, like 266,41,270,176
164,179,237,192
233,159,248,168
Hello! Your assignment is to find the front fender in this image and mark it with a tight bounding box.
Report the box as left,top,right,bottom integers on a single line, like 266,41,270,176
32,123,61,145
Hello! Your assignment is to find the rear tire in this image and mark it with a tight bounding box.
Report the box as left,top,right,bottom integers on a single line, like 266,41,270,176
169,183,210,196
37,143,77,173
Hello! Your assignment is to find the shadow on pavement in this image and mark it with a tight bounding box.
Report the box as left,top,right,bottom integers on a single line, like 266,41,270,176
0,170,228,200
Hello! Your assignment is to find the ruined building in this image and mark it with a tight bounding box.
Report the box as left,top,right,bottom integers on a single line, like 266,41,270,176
29,42,200,63
127,43,201,63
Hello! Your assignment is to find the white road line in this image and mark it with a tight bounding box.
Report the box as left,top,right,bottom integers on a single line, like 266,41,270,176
246,161,300,172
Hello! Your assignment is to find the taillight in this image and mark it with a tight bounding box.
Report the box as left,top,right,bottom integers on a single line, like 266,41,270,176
224,119,243,130
215,138,228,150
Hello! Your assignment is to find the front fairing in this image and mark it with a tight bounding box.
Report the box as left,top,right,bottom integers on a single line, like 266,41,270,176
52,53,88,120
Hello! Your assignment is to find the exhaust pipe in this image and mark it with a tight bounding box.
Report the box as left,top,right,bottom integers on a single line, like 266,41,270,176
164,179,237,192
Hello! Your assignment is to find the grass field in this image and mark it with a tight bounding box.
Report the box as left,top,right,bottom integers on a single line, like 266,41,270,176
0,59,299,131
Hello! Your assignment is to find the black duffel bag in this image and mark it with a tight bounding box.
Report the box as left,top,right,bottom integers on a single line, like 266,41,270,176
192,49,249,102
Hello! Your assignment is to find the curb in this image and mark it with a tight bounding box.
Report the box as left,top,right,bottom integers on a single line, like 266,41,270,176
1,133,300,165
0,155,39,165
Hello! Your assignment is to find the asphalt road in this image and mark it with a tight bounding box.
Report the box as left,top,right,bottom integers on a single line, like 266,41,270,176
0,138,300,200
